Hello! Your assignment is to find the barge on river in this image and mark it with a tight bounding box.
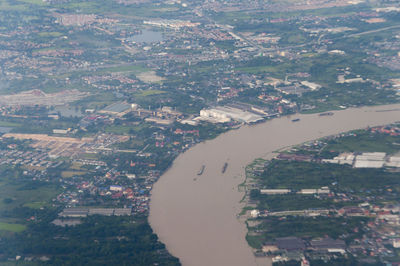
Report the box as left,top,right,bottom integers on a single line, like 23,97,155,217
197,165,205,175
222,162,228,174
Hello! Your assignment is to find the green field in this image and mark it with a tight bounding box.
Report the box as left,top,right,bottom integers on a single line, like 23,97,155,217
0,169,61,214
61,170,87,178
104,125,131,134
0,1,26,11
0,121,20,127
18,0,47,5
38,32,63,37
0,222,26,232
247,216,366,245
98,65,149,74
135,89,166,97
73,91,118,109
323,130,400,154
22,201,46,209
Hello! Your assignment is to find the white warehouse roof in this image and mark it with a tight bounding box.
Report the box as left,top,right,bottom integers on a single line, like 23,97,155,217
354,160,384,168
200,106,264,124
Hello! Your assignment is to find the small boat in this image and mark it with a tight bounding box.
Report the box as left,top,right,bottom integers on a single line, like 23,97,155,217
197,165,205,175
222,162,228,173
291,118,300,122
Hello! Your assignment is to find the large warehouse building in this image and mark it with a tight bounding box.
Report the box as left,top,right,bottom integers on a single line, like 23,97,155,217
199,106,264,124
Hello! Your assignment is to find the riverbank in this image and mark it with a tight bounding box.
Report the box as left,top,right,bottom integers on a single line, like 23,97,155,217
149,104,400,266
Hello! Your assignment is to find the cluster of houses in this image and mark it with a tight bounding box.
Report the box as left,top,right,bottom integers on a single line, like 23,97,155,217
253,203,400,264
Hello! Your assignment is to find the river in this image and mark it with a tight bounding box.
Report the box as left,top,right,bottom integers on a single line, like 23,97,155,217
149,104,400,266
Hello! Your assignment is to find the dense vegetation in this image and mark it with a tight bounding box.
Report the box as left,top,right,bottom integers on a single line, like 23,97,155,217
255,160,400,192
0,215,180,265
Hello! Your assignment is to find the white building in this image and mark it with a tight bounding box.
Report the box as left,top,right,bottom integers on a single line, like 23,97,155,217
324,152,398,169
110,185,123,192
199,106,264,124
298,187,330,195
354,152,386,168
261,189,291,195
385,156,400,168
301,81,321,91
392,239,400,248
179,119,199,126
250,209,260,218
126,174,136,179
53,129,69,134
299,189,317,195
354,160,384,168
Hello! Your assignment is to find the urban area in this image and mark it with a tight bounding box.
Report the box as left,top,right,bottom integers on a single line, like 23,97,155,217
0,0,399,265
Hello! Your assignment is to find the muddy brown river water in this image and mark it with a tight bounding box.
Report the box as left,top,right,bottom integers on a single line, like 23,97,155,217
149,104,400,266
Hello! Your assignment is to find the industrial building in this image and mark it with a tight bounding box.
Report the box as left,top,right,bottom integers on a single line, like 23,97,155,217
60,208,89,218
354,152,386,168
323,152,400,169
300,81,321,91
298,187,330,195
144,117,174,125
60,207,132,217
98,102,133,117
386,156,400,168
198,106,264,124
260,189,291,195
89,208,114,216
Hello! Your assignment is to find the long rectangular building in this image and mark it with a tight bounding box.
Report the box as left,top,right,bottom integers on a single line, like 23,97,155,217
60,207,132,217
199,106,264,124
261,189,291,195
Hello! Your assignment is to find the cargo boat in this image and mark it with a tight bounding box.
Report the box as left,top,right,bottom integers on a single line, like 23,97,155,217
222,162,228,173
197,165,205,175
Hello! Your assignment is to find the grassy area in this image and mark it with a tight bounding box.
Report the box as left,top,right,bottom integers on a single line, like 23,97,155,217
80,153,98,160
23,201,45,209
235,65,282,75
135,89,166,97
72,91,117,110
61,171,87,178
0,222,26,232
38,32,62,37
104,125,131,135
17,0,47,5
251,216,366,241
99,65,148,74
0,171,61,215
300,105,343,114
323,130,400,154
114,138,144,149
54,1,96,11
0,0,27,11
256,194,340,212
0,121,20,127
246,234,264,249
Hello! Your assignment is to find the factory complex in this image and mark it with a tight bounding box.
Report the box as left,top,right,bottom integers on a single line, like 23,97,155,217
323,152,400,168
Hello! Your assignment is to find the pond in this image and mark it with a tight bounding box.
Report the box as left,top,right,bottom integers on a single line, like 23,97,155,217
129,29,163,43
